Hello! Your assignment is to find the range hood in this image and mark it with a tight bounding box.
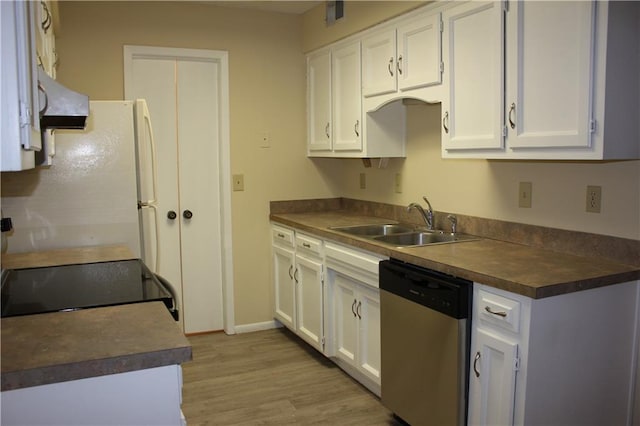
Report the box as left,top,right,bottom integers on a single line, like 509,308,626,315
38,68,89,129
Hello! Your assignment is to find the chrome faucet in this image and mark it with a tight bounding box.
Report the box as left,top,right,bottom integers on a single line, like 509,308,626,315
407,196,434,230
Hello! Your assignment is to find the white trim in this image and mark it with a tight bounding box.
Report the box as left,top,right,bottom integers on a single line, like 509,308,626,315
123,45,235,335
234,320,282,334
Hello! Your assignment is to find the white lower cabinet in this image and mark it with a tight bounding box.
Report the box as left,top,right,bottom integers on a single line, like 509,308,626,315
324,242,386,396
271,225,387,395
469,281,639,426
272,225,325,353
331,271,381,385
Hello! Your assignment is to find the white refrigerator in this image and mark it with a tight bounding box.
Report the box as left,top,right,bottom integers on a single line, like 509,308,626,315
1,100,159,271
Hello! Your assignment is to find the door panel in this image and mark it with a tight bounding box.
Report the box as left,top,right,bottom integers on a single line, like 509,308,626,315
273,245,295,331
128,58,183,323
358,286,381,383
177,60,224,333
333,273,357,366
295,254,323,351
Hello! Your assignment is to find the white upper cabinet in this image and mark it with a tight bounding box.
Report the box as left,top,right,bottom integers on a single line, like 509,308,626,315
362,12,443,99
441,1,504,151
442,0,640,160
307,49,332,153
1,0,43,171
332,42,363,152
505,1,594,150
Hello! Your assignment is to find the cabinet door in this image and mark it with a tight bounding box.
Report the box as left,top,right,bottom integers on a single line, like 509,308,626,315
398,13,442,92
362,29,397,97
332,42,362,152
307,50,332,152
332,273,358,367
295,254,324,352
505,1,595,149
469,328,518,426
442,2,504,151
357,285,381,385
273,245,295,331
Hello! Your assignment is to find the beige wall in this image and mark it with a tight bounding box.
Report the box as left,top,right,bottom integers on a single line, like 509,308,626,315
54,1,336,327
304,3,640,240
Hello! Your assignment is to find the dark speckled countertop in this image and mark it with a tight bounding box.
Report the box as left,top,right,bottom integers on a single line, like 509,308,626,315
1,246,192,392
270,211,640,299
1,302,191,391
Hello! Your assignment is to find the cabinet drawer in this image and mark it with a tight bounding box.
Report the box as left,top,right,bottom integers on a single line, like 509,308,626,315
295,233,323,256
272,226,294,246
477,289,521,333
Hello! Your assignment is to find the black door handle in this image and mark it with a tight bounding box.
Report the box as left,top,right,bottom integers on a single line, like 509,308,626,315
183,210,193,219
167,210,177,220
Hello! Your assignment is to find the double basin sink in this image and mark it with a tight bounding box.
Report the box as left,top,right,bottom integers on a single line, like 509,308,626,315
330,223,480,248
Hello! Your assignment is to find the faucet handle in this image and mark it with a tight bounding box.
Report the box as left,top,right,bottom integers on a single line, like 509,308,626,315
447,214,457,234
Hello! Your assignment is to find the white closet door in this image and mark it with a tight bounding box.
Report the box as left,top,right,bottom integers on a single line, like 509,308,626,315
128,57,184,321
176,60,224,333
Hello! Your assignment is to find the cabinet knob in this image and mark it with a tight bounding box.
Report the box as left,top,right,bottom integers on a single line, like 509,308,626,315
167,210,177,220
183,209,193,219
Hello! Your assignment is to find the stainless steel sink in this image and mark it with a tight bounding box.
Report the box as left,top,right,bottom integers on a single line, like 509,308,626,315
330,223,480,247
330,223,416,237
373,231,479,247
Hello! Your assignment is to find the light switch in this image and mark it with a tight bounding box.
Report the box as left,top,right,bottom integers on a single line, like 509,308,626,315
233,174,244,191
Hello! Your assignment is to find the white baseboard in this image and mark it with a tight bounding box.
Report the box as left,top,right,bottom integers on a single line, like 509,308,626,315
233,320,282,334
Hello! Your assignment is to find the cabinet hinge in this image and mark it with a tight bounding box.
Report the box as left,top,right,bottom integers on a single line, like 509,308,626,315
514,357,520,371
502,125,508,137
440,62,444,74
503,0,509,12
439,18,444,33
19,102,31,127
589,119,597,134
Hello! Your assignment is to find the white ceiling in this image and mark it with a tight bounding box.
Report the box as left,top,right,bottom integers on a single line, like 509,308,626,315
210,1,322,15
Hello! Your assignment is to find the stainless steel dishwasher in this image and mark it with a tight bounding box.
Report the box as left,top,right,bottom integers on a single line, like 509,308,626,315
379,259,472,426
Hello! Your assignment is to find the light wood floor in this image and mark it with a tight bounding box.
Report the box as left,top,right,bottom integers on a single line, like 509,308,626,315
181,327,402,425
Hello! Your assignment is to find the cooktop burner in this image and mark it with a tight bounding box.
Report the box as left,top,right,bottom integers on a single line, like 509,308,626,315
1,259,177,319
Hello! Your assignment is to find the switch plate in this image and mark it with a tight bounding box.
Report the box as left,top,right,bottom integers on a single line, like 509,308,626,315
518,182,532,208
395,173,402,193
359,173,366,189
232,174,244,191
586,185,602,213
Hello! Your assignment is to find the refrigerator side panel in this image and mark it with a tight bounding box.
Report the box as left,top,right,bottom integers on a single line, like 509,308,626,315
0,101,142,256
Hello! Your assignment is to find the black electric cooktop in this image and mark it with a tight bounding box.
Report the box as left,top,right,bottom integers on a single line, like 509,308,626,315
1,259,177,320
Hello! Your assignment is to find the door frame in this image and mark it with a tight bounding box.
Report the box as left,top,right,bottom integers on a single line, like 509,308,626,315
124,45,235,334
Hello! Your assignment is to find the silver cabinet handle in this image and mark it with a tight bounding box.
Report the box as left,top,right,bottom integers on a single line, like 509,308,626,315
388,57,394,76
351,299,357,317
325,122,330,139
354,120,360,137
443,111,449,134
484,306,508,317
397,55,403,75
356,301,362,319
288,265,293,280
508,103,516,129
473,352,481,378
294,268,299,284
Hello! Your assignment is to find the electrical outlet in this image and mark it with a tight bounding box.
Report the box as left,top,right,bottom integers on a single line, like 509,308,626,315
359,173,366,189
586,185,602,213
395,173,402,193
518,182,532,208
232,174,244,191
